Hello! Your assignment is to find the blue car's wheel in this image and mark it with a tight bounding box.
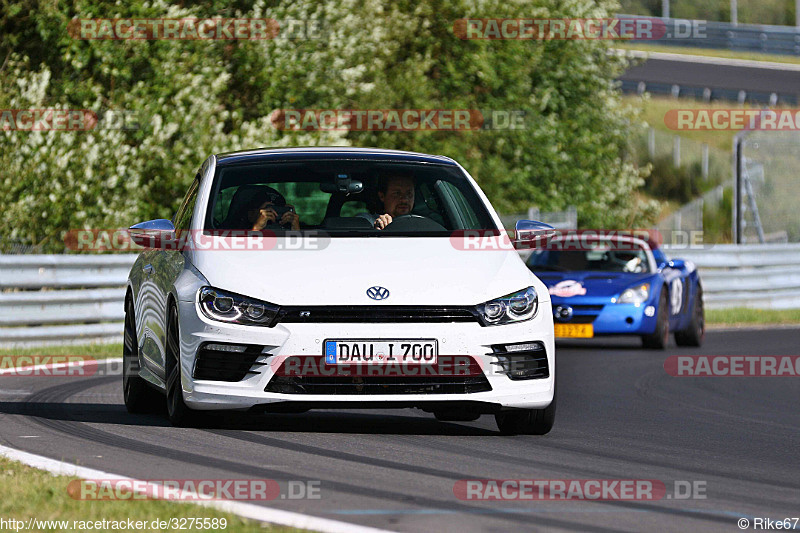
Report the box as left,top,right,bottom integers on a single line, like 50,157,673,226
675,285,705,347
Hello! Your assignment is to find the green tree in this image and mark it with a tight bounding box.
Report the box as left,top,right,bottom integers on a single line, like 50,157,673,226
1,0,656,252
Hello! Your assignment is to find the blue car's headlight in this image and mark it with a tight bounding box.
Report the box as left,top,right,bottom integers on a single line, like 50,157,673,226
617,283,650,306
478,287,538,326
198,287,279,326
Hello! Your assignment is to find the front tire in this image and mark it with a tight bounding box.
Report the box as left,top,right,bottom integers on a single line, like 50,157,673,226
165,304,198,427
642,290,669,350
123,297,161,413
495,388,556,435
675,285,705,347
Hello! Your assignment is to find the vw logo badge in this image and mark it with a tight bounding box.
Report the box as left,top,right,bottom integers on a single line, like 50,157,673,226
555,305,573,322
366,286,390,301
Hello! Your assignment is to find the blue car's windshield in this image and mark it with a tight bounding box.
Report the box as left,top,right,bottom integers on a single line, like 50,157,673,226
528,242,652,273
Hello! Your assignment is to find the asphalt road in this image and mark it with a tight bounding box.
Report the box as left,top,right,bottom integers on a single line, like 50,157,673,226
619,52,800,96
1,328,799,532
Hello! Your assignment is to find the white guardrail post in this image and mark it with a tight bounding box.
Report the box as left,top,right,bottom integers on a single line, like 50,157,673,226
0,255,138,347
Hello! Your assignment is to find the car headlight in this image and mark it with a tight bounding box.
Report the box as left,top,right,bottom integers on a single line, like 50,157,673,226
198,287,279,326
477,287,538,326
617,283,650,306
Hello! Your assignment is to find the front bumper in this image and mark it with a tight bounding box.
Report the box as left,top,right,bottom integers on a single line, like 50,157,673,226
551,298,658,335
176,299,555,411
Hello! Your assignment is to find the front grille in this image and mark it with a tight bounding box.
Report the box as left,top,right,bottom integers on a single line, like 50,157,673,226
266,375,492,395
265,355,491,395
570,304,604,311
553,304,604,323
559,315,597,324
488,342,549,380
193,343,266,382
276,306,480,324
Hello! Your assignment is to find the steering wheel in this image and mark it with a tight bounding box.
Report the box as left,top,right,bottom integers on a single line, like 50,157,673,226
382,214,446,232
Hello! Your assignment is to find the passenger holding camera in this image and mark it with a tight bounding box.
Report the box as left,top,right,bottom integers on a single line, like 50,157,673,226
244,190,301,231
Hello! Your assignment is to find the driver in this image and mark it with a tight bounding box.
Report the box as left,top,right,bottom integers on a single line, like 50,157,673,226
243,189,301,231
361,172,415,230
609,250,643,272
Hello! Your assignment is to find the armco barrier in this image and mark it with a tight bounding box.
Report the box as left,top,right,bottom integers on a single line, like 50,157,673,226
0,255,136,346
618,14,800,56
1,245,798,346
665,243,800,309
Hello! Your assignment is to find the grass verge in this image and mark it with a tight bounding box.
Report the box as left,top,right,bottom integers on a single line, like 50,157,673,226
707,308,800,326
0,455,301,532
623,94,768,152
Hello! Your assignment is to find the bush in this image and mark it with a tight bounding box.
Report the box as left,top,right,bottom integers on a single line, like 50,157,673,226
1,0,659,252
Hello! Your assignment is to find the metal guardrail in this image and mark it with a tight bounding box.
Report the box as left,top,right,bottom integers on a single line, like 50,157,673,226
618,79,798,106
0,255,136,346
1,246,798,346
665,243,800,309
618,15,800,56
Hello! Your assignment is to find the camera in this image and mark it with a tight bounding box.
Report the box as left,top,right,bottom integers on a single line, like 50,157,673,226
273,204,294,218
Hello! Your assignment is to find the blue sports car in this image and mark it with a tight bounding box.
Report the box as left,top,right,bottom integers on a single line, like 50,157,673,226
527,234,704,349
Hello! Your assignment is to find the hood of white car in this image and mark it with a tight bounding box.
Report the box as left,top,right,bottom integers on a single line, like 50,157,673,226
190,237,548,306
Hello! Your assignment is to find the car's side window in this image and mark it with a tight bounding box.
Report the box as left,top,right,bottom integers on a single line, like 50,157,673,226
174,174,200,232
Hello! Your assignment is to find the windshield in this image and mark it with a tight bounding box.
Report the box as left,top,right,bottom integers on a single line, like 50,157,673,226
528,240,652,273
204,159,498,236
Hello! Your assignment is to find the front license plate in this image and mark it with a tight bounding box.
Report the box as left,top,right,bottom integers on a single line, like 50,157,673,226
324,339,438,364
554,323,594,338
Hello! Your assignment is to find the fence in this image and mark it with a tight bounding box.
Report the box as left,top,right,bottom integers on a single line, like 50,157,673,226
618,14,800,56
498,206,577,230
735,130,800,244
619,79,798,106
665,243,800,308
0,255,136,346
1,245,798,346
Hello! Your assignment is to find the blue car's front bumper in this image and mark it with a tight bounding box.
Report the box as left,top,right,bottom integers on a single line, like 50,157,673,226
551,298,659,336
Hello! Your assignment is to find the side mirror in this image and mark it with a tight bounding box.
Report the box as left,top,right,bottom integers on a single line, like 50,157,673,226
128,219,176,249
514,220,557,249
667,259,685,269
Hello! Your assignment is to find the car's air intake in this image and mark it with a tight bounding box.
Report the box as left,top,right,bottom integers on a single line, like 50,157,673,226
488,341,549,380
192,343,267,382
